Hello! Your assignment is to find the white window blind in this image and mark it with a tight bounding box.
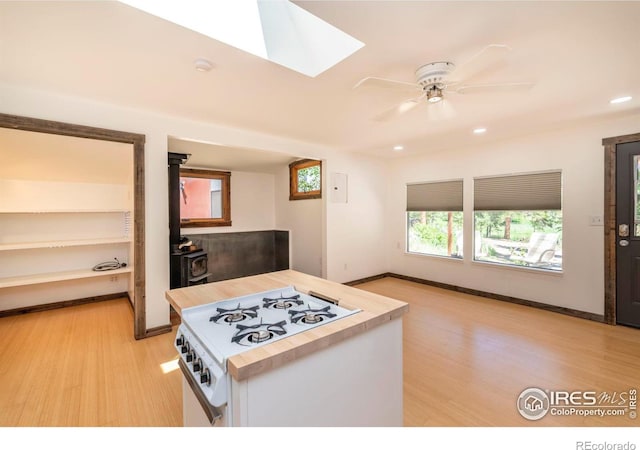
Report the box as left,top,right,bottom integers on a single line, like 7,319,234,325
406,179,463,212
474,171,561,211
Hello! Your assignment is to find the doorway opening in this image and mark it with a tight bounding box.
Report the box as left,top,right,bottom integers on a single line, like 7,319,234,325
0,113,150,339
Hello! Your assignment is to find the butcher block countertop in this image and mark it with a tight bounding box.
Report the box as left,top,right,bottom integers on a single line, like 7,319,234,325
165,270,409,381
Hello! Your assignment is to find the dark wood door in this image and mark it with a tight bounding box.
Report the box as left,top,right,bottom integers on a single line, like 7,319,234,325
616,140,640,328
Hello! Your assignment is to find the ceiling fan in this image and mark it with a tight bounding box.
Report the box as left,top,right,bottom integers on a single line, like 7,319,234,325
353,44,535,122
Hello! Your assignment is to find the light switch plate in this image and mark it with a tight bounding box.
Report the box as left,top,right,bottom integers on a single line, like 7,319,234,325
589,215,604,226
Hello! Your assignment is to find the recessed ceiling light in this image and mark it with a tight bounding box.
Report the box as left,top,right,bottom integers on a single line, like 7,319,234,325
610,96,632,104
393,145,404,151
473,127,487,134
194,58,214,72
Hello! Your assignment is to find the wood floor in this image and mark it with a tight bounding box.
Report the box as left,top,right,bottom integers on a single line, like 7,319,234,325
1,278,639,427
359,277,640,426
0,298,182,426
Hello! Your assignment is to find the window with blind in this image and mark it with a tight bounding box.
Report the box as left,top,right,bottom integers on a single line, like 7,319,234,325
473,170,562,271
406,179,464,258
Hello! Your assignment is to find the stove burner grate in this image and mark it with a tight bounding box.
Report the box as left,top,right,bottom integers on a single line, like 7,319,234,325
289,305,337,325
231,320,288,346
248,329,272,344
263,294,303,310
209,303,259,324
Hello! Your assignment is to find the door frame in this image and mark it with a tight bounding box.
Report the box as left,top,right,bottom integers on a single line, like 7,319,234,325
603,131,640,325
0,113,150,339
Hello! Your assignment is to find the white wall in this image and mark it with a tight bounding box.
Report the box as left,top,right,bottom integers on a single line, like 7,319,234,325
324,152,388,283
6,81,637,324
273,151,389,282
0,83,389,329
180,170,276,234
0,179,129,212
274,164,323,277
9,84,636,322
387,114,640,315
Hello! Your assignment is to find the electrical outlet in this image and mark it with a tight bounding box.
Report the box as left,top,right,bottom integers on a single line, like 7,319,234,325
396,241,401,250
110,276,118,282
343,263,348,271
589,215,604,226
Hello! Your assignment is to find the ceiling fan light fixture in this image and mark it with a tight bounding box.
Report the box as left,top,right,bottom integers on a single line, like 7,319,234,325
426,87,443,103
357,44,534,122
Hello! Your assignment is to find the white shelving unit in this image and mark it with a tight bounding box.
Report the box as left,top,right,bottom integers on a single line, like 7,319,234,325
0,129,136,312
0,209,133,293
0,237,131,252
0,267,133,289
0,209,131,214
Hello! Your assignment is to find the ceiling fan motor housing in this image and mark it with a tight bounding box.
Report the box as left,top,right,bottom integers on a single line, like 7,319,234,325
415,61,455,90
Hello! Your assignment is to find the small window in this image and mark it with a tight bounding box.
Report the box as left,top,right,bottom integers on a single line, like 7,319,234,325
289,159,322,200
179,168,231,227
473,171,562,271
406,179,463,258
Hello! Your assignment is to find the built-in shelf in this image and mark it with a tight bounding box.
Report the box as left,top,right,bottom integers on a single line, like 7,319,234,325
0,267,133,289
0,209,130,214
0,237,131,252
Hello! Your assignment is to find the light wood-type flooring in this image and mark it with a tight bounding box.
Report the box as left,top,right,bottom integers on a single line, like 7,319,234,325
0,298,181,426
1,277,639,427
359,277,640,426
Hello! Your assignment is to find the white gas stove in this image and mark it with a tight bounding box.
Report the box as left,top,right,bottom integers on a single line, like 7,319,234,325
175,285,360,425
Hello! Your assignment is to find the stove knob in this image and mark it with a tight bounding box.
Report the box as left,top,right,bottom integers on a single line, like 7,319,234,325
193,358,202,372
181,342,190,354
186,349,195,363
200,368,211,386
175,334,185,346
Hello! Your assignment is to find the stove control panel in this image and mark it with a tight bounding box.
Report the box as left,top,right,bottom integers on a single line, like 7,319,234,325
175,324,227,407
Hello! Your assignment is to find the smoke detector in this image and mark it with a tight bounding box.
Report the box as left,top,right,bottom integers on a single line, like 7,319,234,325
193,58,214,72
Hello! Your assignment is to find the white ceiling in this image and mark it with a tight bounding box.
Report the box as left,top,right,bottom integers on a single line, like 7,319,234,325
1,1,640,161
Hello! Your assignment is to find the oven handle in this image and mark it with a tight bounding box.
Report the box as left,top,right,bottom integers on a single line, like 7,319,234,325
178,358,223,425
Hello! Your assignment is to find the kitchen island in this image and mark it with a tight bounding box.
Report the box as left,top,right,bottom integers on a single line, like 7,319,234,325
166,269,409,426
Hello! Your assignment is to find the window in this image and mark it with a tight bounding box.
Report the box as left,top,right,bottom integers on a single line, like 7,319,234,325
406,179,463,258
289,159,322,200
179,168,231,227
473,171,562,271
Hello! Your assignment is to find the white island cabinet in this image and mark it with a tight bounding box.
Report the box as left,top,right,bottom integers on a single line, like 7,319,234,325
230,318,402,426
167,270,408,427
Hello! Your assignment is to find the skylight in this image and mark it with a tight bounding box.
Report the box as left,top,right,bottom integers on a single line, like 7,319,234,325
119,0,365,77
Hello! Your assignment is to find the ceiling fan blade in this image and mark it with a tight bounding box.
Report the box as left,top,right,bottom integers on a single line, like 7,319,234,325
353,76,420,94
448,44,512,83
373,95,424,122
450,81,535,95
